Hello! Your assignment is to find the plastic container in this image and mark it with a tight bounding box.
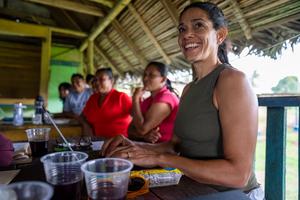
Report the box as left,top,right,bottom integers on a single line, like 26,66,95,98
0,181,53,200
40,151,88,200
81,158,133,200
130,168,182,188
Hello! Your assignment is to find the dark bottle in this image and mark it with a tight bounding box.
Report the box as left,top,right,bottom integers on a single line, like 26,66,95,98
32,95,44,125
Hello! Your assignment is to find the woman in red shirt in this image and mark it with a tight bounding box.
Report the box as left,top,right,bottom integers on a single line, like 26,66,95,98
81,68,132,138
129,62,179,143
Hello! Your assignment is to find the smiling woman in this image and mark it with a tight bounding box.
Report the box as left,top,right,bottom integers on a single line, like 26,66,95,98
101,2,263,200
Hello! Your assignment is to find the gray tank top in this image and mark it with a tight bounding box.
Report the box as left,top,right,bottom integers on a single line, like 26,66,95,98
174,64,258,192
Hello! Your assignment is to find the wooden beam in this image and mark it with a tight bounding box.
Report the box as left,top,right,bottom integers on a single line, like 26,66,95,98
40,29,51,102
230,0,252,40
87,0,114,8
0,18,49,38
87,40,94,74
80,0,132,51
160,0,178,26
26,0,104,17
0,18,87,38
0,7,56,26
104,33,142,73
112,20,148,66
60,9,83,31
94,45,122,76
128,3,171,64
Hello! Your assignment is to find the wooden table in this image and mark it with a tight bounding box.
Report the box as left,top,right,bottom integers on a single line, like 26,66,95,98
9,157,219,200
0,121,82,142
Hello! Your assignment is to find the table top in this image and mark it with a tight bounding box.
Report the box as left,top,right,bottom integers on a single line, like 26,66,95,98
8,156,250,200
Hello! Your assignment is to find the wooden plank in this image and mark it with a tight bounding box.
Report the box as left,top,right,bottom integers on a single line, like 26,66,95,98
128,3,171,64
265,107,286,200
87,0,114,8
26,0,104,17
0,98,35,105
258,95,300,107
0,18,48,38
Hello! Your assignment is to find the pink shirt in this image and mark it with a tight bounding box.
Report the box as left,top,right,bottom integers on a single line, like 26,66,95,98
140,86,179,142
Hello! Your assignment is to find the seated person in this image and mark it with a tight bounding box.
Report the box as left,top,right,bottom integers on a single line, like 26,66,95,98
62,73,92,119
101,2,263,200
81,68,132,139
58,82,71,105
85,74,95,88
129,61,179,143
0,133,13,167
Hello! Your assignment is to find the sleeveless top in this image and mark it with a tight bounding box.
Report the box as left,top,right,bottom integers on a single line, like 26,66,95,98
174,64,258,192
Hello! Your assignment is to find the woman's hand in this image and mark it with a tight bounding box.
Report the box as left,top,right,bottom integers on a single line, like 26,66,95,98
132,87,145,102
101,135,135,157
109,144,161,168
144,127,161,143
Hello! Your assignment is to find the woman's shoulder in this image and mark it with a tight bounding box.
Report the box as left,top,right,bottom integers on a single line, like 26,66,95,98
219,66,247,84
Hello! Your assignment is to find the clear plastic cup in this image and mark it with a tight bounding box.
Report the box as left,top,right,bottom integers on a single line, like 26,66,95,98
40,151,88,200
0,181,53,200
81,158,133,200
26,128,50,157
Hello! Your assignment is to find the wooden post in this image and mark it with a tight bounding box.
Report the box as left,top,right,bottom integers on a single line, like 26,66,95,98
40,29,52,104
265,107,286,200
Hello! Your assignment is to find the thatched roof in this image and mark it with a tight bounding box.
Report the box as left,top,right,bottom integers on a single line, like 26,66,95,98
0,0,299,76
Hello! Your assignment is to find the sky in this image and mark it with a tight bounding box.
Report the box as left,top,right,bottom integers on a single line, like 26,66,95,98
228,43,300,94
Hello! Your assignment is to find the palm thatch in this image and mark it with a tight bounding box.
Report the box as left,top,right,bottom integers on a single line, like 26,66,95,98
0,0,299,75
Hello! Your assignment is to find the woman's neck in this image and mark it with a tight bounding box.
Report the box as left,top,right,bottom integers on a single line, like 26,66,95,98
150,86,164,97
192,58,221,80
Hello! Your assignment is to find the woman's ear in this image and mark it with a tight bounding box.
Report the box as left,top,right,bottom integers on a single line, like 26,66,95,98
216,27,228,45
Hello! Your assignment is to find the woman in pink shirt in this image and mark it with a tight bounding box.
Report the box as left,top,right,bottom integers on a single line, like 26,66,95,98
129,61,179,143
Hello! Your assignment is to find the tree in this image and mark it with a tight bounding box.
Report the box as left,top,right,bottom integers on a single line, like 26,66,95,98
271,76,300,93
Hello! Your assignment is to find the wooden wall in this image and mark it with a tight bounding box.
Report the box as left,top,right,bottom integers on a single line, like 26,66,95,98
0,40,41,99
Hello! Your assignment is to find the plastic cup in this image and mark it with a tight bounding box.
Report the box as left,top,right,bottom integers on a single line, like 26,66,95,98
81,158,133,200
0,181,53,200
40,151,88,200
26,128,50,157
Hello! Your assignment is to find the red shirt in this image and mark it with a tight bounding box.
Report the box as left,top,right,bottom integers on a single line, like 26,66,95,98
140,86,179,142
83,89,132,138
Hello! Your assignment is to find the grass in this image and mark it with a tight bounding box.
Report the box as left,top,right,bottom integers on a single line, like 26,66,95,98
255,107,298,200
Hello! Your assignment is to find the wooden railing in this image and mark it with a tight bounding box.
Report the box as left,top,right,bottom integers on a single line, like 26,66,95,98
258,95,300,200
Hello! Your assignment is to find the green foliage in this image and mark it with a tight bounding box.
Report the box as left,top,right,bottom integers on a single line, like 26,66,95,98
271,76,300,93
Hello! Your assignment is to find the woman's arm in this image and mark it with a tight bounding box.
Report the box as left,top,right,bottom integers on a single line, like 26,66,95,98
78,114,94,137
124,69,258,188
131,88,172,136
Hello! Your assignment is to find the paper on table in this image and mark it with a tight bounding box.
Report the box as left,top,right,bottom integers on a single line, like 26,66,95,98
0,170,20,184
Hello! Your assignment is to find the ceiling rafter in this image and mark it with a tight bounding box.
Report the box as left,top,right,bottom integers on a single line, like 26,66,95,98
0,7,56,26
160,0,179,26
79,0,132,51
25,0,104,17
128,3,172,64
230,0,252,40
94,44,123,76
60,10,82,31
86,0,114,8
245,0,290,18
112,20,148,67
103,33,141,73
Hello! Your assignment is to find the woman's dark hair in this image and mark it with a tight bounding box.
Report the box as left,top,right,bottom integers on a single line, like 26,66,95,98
146,61,179,97
180,2,230,64
95,68,114,80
